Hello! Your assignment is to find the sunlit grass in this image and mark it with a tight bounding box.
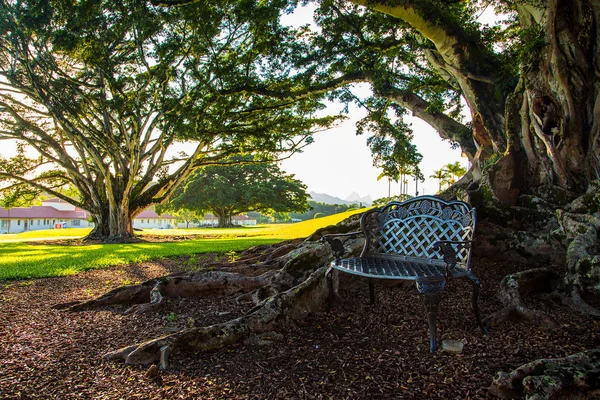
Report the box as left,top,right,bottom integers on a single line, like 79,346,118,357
0,208,366,281
141,209,365,240
0,238,281,281
0,228,91,242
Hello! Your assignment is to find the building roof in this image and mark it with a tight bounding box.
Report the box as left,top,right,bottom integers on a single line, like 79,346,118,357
233,215,255,220
134,210,175,219
0,206,90,219
42,198,69,203
0,203,173,220
202,214,256,221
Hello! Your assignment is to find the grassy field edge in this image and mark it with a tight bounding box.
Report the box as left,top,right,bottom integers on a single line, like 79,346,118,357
0,209,366,281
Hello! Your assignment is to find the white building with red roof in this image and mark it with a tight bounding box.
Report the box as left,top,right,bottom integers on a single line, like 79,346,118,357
0,199,177,234
183,214,257,227
0,198,92,234
132,209,176,230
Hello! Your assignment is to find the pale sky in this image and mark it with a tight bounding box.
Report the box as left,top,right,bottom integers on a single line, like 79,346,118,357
280,104,466,201
279,6,466,201
276,3,510,202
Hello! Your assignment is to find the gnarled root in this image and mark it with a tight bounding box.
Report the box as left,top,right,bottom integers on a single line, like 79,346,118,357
488,349,600,399
56,269,284,313
483,268,555,328
54,231,348,368
557,207,600,316
560,285,600,317
50,244,294,312
53,278,160,311
104,266,330,368
54,215,366,368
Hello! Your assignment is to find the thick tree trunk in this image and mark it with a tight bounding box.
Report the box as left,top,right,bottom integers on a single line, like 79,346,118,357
85,206,136,243
489,0,599,203
214,209,233,228
457,1,600,308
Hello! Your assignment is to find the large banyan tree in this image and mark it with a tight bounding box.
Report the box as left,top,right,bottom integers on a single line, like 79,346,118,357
0,0,336,242
210,0,600,306
280,0,600,306
282,0,599,194
338,0,600,308
16,0,600,396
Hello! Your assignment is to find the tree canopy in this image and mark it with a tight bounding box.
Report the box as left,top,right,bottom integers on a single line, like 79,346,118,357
167,155,310,227
6,0,597,241
209,0,596,198
0,0,336,241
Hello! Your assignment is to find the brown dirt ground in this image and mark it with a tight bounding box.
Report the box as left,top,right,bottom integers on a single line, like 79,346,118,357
1,249,599,399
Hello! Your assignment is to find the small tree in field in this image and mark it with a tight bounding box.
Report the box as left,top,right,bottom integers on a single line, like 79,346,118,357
172,209,201,229
167,155,310,228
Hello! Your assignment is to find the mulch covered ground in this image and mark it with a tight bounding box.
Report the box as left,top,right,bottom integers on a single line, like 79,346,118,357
1,246,599,399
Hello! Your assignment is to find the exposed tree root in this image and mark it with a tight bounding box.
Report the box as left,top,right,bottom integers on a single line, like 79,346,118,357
470,182,600,328
557,207,600,315
483,268,556,328
54,270,284,313
559,285,600,317
199,241,299,272
488,349,600,399
52,240,306,313
124,279,167,314
460,181,600,398
53,278,159,311
104,265,330,368
54,222,351,368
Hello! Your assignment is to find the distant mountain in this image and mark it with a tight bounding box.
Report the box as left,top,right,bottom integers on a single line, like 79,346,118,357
345,191,373,205
309,191,372,206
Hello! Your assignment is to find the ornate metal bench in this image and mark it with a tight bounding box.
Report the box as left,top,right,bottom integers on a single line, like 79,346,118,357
322,196,486,352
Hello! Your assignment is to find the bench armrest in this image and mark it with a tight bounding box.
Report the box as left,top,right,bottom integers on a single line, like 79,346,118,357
431,240,473,278
321,232,363,259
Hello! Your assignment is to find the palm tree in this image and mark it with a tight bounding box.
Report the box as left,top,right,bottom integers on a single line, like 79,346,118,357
377,171,394,199
445,162,467,183
412,166,424,196
430,168,450,193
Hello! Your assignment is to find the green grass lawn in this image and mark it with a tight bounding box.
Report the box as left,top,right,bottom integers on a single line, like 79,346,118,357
0,209,365,281
0,227,92,242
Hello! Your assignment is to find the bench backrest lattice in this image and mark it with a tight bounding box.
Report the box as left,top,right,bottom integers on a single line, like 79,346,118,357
360,196,476,269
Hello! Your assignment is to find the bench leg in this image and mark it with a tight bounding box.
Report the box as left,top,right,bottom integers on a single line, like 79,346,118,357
326,266,340,308
368,278,375,305
467,273,488,334
416,277,446,352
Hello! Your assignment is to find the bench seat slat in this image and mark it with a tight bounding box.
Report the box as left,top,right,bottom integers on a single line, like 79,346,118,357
333,256,468,280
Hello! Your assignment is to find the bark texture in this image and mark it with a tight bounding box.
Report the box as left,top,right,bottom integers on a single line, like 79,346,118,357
86,207,137,242
498,0,600,196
